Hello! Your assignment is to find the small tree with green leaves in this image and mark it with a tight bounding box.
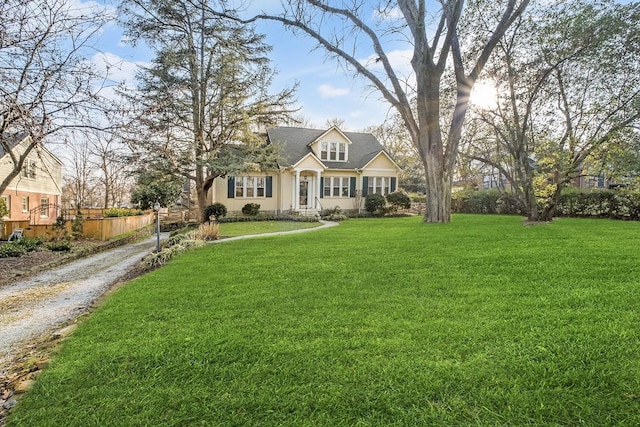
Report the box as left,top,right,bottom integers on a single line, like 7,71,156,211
71,209,84,240
131,178,183,210
50,215,69,241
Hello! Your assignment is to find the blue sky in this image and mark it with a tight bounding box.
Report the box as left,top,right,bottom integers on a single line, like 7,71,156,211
90,0,401,131
91,0,634,132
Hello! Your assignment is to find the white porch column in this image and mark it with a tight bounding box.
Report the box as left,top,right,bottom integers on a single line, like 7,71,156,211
294,170,301,210
315,170,322,209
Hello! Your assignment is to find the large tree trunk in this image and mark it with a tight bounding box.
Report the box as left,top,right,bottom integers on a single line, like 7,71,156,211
423,154,452,223
196,183,208,223
539,183,564,222
524,185,539,221
415,69,454,223
523,161,539,221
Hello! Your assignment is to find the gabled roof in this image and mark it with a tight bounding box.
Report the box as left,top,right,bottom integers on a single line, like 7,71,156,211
0,132,29,158
307,126,352,147
291,152,327,170
267,126,397,170
361,150,401,171
0,132,63,167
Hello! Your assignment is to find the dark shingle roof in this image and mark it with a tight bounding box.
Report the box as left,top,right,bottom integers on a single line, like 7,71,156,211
267,127,393,170
0,132,28,158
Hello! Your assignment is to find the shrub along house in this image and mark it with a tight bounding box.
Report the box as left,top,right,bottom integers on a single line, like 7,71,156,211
210,126,401,214
1,133,63,235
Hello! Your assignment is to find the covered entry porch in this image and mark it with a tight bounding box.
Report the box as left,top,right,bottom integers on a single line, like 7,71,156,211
290,168,323,213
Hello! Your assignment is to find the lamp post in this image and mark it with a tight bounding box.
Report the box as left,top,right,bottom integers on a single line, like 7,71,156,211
153,201,161,252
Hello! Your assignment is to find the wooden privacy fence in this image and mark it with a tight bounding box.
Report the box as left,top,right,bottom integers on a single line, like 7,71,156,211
1,211,155,241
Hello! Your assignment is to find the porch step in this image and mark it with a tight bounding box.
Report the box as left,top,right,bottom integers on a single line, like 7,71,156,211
297,208,320,217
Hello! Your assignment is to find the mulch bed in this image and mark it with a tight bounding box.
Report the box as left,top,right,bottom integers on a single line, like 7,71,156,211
0,240,111,289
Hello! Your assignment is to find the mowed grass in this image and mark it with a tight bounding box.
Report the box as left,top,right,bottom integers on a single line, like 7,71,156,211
8,215,640,426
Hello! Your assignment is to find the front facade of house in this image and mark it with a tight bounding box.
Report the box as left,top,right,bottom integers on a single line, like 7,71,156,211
1,134,63,227
210,127,401,214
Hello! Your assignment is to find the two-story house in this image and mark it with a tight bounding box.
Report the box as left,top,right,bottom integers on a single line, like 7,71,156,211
1,133,63,227
210,126,401,214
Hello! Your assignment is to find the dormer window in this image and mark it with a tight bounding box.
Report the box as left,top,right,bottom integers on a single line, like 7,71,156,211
21,159,37,179
320,141,346,161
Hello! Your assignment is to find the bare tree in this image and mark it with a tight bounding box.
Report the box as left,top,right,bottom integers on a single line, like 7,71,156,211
215,0,530,222
279,113,316,128
325,117,347,129
460,0,640,221
0,0,112,195
89,131,133,208
61,138,101,209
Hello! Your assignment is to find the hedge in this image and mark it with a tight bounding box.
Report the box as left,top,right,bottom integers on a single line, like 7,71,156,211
219,213,319,223
555,189,640,220
451,189,525,215
451,189,640,220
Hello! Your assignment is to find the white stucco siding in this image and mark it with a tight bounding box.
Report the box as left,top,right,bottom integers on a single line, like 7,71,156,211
361,152,398,172
294,154,325,171
212,172,281,213
318,171,360,211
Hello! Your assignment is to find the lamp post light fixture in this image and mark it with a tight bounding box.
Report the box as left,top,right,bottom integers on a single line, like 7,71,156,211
153,201,161,252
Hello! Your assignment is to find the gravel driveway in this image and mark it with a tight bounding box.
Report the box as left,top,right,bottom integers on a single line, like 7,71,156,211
0,234,168,367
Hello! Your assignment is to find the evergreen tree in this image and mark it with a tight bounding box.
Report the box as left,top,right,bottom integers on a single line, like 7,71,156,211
119,0,295,222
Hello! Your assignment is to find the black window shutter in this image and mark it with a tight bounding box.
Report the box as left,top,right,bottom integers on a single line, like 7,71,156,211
266,176,273,198
349,177,356,197
391,177,397,192
320,177,324,198
362,176,369,197
228,177,235,199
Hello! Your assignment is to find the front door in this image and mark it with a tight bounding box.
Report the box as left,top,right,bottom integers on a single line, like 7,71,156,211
299,180,309,207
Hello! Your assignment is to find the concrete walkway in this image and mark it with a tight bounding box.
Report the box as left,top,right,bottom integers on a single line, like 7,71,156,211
211,220,339,243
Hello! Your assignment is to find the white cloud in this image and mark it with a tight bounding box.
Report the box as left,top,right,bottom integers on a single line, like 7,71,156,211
89,52,149,104
317,84,350,98
372,6,404,21
69,0,117,20
359,48,413,73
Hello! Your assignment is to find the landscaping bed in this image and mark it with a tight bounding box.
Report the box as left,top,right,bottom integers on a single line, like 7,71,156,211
0,226,154,289
0,240,110,289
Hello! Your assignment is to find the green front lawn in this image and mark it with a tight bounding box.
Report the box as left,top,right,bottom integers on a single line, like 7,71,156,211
8,215,640,426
